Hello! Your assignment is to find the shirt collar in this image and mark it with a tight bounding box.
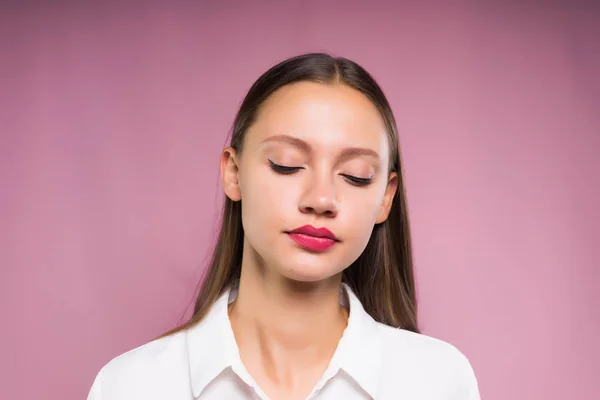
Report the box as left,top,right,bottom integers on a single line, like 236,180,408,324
186,283,383,399
334,284,383,398
187,290,238,398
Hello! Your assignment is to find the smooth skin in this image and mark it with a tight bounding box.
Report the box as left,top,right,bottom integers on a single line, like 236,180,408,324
220,81,398,400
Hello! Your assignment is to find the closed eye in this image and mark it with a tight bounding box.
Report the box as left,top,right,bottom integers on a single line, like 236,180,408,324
268,159,303,175
341,174,373,186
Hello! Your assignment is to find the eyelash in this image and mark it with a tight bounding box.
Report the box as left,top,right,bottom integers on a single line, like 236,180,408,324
341,175,373,186
268,160,373,187
268,159,303,175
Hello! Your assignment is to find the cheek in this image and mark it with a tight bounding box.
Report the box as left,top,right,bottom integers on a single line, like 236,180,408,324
341,184,385,217
338,187,385,236
240,169,300,228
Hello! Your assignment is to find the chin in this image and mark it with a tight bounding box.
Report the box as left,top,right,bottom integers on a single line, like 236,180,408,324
280,263,342,283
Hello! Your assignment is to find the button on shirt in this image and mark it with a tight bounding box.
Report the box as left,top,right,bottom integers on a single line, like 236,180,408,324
87,284,480,399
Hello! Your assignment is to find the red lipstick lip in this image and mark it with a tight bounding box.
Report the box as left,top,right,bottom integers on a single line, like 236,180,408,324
288,225,338,241
286,225,338,252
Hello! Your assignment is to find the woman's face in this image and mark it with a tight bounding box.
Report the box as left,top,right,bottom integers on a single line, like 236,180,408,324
222,81,397,282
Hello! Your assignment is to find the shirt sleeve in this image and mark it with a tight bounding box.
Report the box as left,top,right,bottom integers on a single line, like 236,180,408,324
468,380,481,400
87,368,104,400
464,356,480,400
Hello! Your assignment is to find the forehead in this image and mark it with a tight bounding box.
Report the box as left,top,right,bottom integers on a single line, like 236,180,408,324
246,81,389,153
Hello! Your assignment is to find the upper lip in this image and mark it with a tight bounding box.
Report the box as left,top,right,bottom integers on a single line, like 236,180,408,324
288,225,338,241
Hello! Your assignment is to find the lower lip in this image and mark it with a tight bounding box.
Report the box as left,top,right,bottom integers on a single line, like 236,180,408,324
287,233,337,252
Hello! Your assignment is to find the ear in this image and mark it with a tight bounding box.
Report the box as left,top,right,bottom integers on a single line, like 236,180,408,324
220,146,242,201
376,172,398,224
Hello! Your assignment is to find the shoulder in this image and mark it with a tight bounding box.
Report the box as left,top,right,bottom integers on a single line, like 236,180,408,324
87,331,189,399
375,323,480,398
378,324,474,370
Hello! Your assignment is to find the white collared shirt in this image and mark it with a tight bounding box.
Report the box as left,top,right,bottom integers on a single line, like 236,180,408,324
87,284,480,399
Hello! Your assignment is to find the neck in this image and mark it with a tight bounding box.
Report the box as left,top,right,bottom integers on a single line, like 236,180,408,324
229,243,349,361
230,258,347,350
227,244,349,396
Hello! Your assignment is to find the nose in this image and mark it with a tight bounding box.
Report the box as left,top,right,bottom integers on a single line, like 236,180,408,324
298,172,339,217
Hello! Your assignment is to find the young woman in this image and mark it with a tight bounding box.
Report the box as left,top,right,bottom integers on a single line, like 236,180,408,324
87,53,480,400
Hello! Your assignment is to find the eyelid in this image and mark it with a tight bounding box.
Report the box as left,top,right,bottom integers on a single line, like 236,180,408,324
341,173,374,186
339,160,377,180
268,159,303,174
268,159,301,168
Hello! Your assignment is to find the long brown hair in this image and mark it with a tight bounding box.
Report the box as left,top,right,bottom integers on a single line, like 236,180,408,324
161,53,419,337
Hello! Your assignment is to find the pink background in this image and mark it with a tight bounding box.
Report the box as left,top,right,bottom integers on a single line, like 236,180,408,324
1,1,599,399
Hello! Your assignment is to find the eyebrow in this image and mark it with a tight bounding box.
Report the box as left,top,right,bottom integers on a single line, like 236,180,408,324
261,134,380,160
